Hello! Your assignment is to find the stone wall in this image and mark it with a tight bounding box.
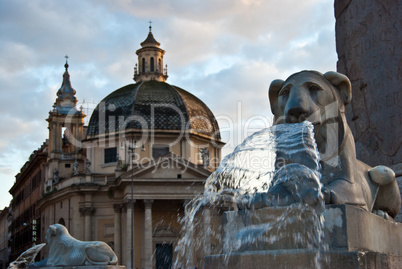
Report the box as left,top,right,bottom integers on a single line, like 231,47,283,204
334,0,402,221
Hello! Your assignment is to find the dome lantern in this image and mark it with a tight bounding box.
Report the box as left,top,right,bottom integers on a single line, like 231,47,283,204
134,25,168,82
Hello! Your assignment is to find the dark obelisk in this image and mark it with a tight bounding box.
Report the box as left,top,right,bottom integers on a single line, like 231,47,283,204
334,0,402,221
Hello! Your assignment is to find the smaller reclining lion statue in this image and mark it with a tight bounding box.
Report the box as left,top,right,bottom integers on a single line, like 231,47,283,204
262,70,401,219
32,224,118,267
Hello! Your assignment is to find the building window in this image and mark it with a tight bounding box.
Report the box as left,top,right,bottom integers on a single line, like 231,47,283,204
152,145,169,159
104,147,117,163
158,59,162,72
142,58,145,72
150,57,155,72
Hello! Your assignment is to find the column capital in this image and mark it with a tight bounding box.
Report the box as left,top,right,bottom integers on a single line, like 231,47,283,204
124,199,136,209
144,199,154,208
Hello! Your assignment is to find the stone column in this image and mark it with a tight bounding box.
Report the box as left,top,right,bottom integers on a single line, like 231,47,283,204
113,204,122,261
55,123,62,153
72,125,77,153
51,122,58,153
126,200,135,269
71,122,83,154
144,199,154,269
49,122,54,152
53,122,57,152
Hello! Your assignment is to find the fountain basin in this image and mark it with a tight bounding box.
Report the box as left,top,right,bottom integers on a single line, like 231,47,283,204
204,204,402,268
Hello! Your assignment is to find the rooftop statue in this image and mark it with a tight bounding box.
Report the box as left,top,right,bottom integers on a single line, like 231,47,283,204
200,147,210,167
73,159,79,176
263,70,401,219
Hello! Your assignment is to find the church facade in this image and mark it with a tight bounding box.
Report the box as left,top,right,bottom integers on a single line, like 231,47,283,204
8,27,223,269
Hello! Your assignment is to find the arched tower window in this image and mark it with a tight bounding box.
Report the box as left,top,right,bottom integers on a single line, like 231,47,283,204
158,59,162,72
58,218,66,226
142,58,146,72
150,57,155,72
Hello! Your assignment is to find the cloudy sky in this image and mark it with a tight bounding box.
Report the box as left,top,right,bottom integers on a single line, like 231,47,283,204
0,0,337,208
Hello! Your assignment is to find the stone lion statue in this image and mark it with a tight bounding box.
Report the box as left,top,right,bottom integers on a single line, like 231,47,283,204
267,70,400,219
41,224,118,266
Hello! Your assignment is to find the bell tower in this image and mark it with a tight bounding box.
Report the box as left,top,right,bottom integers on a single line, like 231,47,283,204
133,23,168,82
46,57,85,184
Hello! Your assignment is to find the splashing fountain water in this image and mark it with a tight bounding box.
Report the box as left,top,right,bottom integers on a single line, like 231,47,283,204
175,121,328,268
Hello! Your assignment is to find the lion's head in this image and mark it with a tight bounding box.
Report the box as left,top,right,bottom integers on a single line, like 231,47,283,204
45,224,70,245
268,71,352,161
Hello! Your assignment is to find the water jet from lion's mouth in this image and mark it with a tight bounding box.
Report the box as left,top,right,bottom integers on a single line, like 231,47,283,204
174,121,327,268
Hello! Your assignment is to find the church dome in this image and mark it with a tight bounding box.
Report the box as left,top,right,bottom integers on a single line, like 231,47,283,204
86,27,221,143
86,80,221,140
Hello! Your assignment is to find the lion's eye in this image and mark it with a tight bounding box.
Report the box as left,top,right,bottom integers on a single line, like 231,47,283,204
309,84,321,92
279,88,290,96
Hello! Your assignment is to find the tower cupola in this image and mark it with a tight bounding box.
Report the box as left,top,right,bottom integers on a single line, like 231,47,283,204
134,25,168,82
53,56,79,114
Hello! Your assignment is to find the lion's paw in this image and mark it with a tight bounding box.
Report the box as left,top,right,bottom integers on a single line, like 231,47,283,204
372,209,390,220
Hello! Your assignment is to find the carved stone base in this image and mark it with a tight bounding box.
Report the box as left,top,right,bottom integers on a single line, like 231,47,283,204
35,265,126,269
205,204,402,268
222,204,402,255
204,249,402,269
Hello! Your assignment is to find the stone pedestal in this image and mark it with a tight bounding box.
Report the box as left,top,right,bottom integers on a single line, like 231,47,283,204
204,204,402,268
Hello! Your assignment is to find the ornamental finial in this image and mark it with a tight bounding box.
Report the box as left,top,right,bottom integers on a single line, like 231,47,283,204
64,55,69,70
